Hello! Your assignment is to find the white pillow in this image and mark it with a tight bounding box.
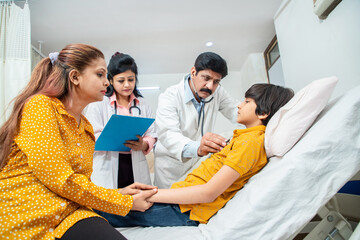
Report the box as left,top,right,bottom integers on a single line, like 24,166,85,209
264,76,338,158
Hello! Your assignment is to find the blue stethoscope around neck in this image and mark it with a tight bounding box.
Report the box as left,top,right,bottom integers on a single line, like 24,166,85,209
114,99,141,116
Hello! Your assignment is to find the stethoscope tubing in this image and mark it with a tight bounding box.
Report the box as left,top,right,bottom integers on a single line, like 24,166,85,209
189,75,216,136
114,99,141,116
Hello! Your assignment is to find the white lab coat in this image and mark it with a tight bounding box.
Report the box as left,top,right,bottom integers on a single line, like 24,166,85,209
85,97,157,189
154,77,238,189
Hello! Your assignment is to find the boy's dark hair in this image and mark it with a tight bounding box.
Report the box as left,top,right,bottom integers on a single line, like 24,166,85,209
245,83,294,126
106,52,142,98
194,52,228,78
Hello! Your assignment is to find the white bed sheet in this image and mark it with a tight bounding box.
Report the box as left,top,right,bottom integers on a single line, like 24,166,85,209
118,226,204,240
118,85,360,240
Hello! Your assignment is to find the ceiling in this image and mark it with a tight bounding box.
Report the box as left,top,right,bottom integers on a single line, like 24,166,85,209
26,0,283,74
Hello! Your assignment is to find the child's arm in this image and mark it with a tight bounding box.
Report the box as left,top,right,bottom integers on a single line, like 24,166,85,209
148,165,240,204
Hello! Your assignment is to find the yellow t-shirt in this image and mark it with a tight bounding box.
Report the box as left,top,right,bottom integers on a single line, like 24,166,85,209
0,94,133,240
172,125,267,223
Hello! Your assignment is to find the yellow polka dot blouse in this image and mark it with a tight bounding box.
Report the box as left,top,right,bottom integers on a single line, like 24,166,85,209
0,94,133,240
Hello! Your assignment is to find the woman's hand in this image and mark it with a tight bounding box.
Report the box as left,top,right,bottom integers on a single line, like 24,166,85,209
124,135,149,151
131,188,158,212
118,182,157,195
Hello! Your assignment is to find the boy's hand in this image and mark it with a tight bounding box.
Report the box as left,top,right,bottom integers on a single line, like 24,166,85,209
198,132,227,156
119,182,157,195
131,189,158,212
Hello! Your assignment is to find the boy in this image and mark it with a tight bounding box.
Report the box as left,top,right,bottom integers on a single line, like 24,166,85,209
100,83,294,227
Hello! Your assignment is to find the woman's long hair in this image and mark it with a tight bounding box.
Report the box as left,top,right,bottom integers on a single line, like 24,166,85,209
0,43,104,169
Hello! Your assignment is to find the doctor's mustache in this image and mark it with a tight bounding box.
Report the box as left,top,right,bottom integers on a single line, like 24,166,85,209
200,88,212,95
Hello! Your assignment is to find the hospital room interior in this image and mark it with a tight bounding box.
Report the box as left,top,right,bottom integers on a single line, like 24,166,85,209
0,0,359,239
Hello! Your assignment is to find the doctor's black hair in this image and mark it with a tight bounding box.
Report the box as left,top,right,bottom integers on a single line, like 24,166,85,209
106,52,143,98
194,52,228,79
245,83,294,126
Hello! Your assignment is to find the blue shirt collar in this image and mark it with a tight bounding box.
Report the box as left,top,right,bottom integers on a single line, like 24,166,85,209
184,74,203,114
184,74,196,104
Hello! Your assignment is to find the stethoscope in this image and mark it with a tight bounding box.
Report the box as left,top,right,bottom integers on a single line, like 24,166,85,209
114,99,141,116
189,75,217,136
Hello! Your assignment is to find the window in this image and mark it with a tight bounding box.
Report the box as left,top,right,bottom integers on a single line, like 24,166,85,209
264,35,280,71
264,35,285,86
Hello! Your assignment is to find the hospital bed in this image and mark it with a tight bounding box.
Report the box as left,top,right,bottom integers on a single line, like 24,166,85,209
118,77,360,240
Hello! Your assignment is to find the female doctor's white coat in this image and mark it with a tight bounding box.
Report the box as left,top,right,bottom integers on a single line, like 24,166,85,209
154,77,238,189
85,97,157,189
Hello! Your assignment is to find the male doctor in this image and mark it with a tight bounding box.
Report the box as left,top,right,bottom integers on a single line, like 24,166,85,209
154,52,239,189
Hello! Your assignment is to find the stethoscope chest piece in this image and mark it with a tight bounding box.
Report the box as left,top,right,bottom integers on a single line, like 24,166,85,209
129,104,141,116
114,99,141,116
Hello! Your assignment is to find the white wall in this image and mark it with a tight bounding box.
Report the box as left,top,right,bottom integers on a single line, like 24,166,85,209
238,53,269,92
137,73,182,113
268,57,285,86
138,53,268,134
274,0,360,98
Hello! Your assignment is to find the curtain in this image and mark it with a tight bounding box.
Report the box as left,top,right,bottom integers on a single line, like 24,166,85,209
0,1,31,125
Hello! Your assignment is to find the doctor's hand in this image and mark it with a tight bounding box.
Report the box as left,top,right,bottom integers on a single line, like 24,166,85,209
125,135,149,152
131,188,158,212
118,182,157,195
197,132,227,157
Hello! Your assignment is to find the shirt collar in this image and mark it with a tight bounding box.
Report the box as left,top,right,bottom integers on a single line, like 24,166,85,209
82,116,95,140
184,74,196,104
109,92,117,105
53,97,68,116
52,97,94,138
109,92,139,108
233,125,266,137
128,93,139,107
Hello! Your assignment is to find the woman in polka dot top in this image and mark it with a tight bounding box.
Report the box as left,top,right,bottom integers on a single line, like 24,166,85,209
0,44,157,240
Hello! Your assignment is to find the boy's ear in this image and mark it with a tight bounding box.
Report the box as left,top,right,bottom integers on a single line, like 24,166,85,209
257,113,269,120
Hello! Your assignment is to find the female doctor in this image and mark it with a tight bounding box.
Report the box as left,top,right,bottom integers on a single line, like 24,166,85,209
85,52,157,188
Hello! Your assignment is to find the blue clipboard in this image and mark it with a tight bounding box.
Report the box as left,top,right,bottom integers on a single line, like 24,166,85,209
95,115,155,152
